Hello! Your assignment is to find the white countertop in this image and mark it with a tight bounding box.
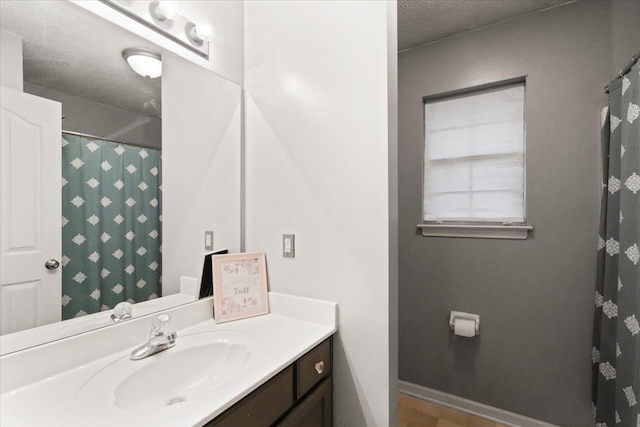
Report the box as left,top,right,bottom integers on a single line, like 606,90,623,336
0,293,337,427
0,292,195,356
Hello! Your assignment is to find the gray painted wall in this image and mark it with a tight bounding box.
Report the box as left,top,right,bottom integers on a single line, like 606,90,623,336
24,82,161,148
398,1,640,425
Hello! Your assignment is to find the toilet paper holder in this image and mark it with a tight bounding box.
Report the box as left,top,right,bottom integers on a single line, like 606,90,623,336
449,311,480,335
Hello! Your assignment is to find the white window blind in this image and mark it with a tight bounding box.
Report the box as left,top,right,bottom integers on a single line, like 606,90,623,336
423,82,525,223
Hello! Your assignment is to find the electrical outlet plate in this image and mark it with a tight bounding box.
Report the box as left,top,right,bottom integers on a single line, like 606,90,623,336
205,231,214,251
283,234,295,258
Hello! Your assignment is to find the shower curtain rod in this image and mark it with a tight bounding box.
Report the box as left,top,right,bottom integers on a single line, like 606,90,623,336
604,50,640,94
62,130,161,151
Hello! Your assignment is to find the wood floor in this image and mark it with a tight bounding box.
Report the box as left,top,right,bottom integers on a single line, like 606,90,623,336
398,393,507,427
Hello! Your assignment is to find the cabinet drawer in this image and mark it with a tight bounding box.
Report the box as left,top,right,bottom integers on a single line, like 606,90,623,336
211,366,294,427
296,338,331,399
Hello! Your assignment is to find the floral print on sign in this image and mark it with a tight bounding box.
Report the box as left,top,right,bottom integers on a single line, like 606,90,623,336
220,258,262,315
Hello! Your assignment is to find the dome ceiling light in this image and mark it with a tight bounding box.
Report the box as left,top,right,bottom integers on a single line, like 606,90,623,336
122,48,162,79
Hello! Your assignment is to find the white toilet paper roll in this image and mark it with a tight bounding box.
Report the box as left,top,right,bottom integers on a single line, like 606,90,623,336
454,318,476,337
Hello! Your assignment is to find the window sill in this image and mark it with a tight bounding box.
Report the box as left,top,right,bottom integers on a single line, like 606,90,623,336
417,224,533,240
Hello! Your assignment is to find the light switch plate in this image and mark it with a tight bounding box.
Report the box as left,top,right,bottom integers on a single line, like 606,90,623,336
283,234,295,258
205,231,214,251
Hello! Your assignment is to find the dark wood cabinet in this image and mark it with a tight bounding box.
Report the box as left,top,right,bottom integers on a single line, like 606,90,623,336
278,377,332,427
207,337,333,427
211,366,294,427
296,338,331,400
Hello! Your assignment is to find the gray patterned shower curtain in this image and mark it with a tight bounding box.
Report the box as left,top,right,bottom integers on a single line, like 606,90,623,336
592,61,639,426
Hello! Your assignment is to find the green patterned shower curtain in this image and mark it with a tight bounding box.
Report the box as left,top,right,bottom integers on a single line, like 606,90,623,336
592,61,639,426
61,133,162,320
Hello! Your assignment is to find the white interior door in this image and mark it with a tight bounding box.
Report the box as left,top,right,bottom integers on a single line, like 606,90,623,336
0,88,61,335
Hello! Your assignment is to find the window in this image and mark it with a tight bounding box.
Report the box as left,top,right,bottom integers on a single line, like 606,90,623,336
420,80,531,239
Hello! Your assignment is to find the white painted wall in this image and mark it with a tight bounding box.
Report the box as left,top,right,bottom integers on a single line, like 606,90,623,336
24,83,161,148
162,52,241,296
0,30,23,91
71,1,244,86
244,1,396,425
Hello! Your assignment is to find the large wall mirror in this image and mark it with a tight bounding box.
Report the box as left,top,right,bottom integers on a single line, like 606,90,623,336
0,0,241,354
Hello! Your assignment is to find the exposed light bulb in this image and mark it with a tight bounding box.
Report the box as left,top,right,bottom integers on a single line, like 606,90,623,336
154,1,179,21
189,24,212,43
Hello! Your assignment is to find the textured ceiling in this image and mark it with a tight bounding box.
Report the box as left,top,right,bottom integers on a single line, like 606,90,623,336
398,0,575,51
1,0,578,109
0,0,161,118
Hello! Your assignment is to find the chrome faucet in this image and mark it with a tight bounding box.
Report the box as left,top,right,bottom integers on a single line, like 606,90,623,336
130,314,177,360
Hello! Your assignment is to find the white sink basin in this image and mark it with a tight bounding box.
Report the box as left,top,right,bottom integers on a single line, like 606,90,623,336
76,331,259,411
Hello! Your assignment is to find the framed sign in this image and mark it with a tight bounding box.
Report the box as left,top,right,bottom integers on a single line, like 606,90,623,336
213,252,269,323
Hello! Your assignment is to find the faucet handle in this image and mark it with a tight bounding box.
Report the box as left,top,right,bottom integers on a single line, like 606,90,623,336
111,301,133,322
150,313,170,336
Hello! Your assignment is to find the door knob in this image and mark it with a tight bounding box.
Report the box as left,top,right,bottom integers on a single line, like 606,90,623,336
45,259,60,270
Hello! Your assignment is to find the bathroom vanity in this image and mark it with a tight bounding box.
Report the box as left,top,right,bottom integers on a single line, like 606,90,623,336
211,337,332,426
0,293,337,427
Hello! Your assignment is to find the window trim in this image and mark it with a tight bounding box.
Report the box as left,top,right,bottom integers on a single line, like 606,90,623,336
417,223,533,240
419,76,532,239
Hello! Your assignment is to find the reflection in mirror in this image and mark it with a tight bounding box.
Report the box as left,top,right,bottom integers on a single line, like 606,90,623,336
198,249,229,300
0,0,241,354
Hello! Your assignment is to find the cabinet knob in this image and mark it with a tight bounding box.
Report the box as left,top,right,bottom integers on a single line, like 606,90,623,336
314,361,324,375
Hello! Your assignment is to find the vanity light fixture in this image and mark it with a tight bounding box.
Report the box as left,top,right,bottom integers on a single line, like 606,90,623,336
100,0,211,59
122,48,162,78
152,1,179,22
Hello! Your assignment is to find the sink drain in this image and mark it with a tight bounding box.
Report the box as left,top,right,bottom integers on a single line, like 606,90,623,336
167,396,186,406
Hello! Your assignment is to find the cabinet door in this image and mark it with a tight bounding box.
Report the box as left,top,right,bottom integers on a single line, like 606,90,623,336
209,366,294,427
277,378,332,427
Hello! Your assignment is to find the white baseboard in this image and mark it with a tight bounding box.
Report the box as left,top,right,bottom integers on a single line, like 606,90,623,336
398,380,559,427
